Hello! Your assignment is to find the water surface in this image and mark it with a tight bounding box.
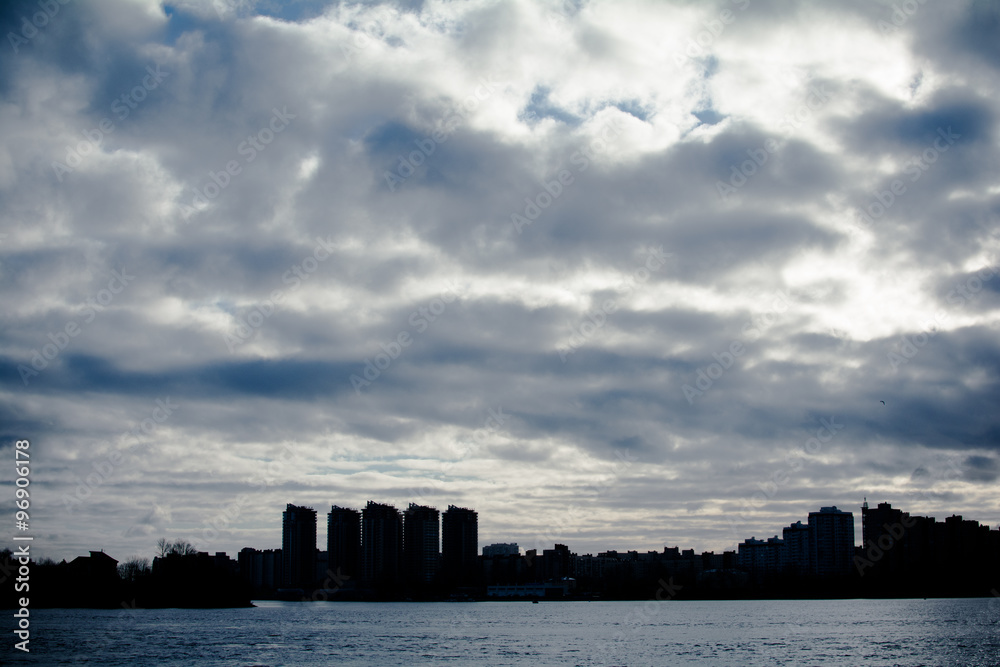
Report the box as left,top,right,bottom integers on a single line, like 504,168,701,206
12,597,1000,665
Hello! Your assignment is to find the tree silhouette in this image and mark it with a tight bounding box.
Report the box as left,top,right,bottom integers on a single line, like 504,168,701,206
156,538,170,558
156,538,198,557
170,540,198,556
118,556,151,582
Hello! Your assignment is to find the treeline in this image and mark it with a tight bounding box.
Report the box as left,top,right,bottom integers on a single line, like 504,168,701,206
0,540,252,609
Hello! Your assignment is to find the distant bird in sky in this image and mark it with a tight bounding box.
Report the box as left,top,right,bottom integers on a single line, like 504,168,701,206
880,400,885,406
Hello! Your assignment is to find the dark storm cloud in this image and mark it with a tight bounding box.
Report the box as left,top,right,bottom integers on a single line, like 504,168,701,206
962,455,999,483
830,89,994,156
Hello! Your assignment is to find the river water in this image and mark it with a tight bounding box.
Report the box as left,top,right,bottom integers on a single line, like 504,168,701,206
8,597,1000,665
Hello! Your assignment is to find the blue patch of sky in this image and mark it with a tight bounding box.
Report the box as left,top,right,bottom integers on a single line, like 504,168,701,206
693,108,725,126
521,86,581,126
613,99,651,122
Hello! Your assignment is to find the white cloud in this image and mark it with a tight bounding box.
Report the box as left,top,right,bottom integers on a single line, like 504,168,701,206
1,0,999,562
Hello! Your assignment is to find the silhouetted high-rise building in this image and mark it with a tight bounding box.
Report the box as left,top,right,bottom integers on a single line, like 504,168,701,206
903,514,936,573
362,501,403,587
442,505,478,586
404,503,440,585
861,500,910,574
542,544,571,581
282,504,317,589
860,500,998,586
737,536,785,577
782,521,811,575
862,500,907,550
327,506,361,585
808,506,854,576
939,514,991,572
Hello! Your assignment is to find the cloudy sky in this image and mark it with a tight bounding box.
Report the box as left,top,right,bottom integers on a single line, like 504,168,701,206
2,0,999,563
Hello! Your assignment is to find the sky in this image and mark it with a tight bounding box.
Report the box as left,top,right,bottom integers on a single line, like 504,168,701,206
1,0,999,564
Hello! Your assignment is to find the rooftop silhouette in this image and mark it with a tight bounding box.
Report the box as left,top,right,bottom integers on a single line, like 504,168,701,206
4,499,997,606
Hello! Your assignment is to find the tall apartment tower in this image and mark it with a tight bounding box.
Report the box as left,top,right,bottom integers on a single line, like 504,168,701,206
442,505,478,586
782,521,811,575
862,499,907,550
361,501,403,587
808,506,855,576
281,504,317,589
327,506,361,584
403,503,440,585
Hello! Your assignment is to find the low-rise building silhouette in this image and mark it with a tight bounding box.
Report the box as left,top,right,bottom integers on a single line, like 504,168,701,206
238,547,282,591
482,543,519,557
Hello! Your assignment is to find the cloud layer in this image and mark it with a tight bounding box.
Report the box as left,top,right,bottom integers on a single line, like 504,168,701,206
1,0,998,562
